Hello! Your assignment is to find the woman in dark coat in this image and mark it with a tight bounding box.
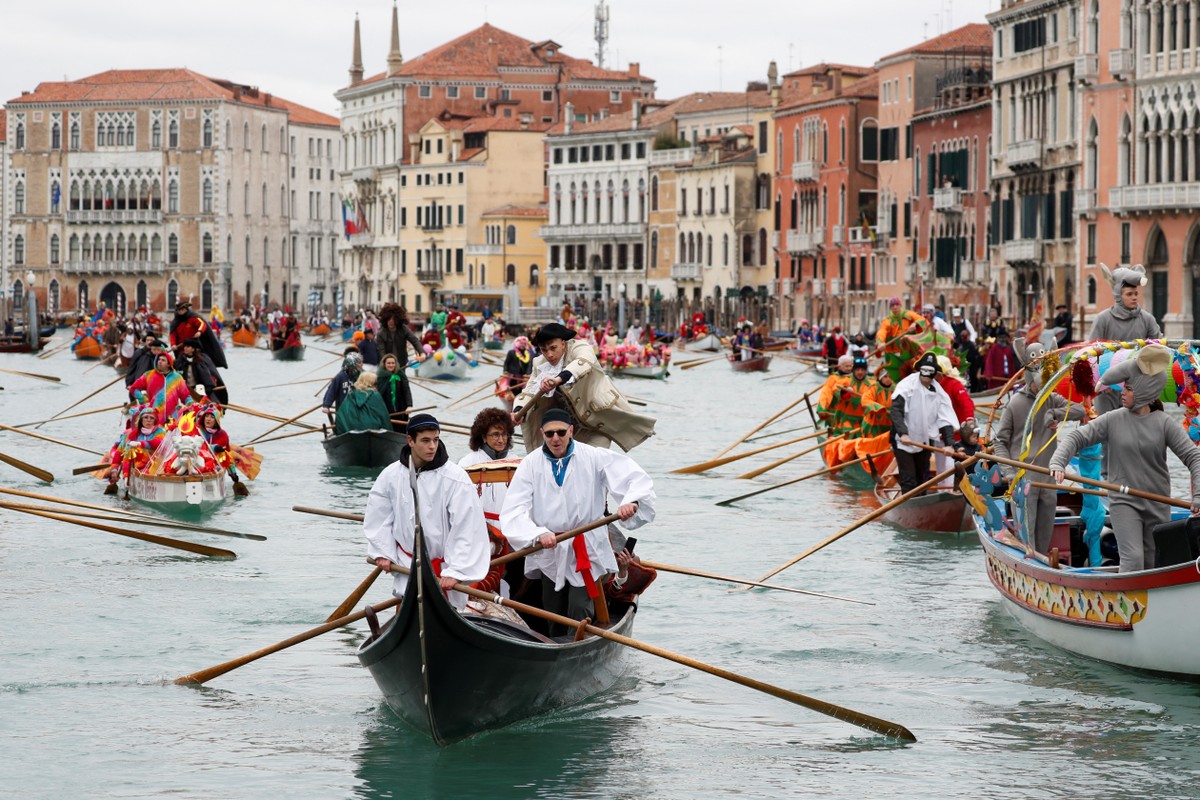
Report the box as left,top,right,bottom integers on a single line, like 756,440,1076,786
376,352,411,430
376,303,424,365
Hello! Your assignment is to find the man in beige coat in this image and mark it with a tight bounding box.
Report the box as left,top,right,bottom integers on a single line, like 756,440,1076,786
512,323,656,453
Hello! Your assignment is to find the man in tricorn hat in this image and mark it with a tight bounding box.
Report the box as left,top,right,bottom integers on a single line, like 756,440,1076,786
511,322,655,453
364,413,490,609
169,298,228,369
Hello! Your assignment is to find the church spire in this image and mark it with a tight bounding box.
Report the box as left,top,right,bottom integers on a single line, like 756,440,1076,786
387,2,404,77
349,13,364,86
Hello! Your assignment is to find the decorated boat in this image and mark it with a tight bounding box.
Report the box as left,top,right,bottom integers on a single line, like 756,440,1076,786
321,429,407,468
128,467,229,515
729,354,771,372
357,529,636,744
414,345,472,380
874,460,971,533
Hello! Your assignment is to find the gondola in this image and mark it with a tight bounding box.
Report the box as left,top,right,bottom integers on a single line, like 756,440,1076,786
728,354,771,372
605,364,669,380
357,531,636,744
127,466,229,516
321,429,407,468
873,460,971,533
270,342,305,361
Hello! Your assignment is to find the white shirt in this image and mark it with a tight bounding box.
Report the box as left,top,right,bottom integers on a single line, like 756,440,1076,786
500,440,655,590
457,449,512,522
892,373,958,454
363,451,490,608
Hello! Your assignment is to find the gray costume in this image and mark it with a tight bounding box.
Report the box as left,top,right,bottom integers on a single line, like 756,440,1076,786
993,380,1086,553
1050,347,1200,571
1088,266,1162,416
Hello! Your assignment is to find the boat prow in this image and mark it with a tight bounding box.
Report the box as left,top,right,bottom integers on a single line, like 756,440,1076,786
358,535,635,744
128,467,230,516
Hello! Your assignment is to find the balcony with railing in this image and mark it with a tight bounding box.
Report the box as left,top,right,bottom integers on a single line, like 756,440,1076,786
538,222,644,240
1006,139,1043,170
670,263,702,281
1109,183,1200,213
1109,48,1134,79
64,260,163,275
785,227,824,254
1003,239,1043,264
352,166,378,182
933,187,963,214
348,232,373,247
67,208,163,224
648,147,694,167
417,269,443,285
848,225,879,245
1075,53,1098,84
828,277,843,295
831,224,843,245
791,160,819,182
810,278,825,295
1076,188,1097,216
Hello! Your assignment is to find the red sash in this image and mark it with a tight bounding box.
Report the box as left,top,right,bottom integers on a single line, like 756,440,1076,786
572,535,600,599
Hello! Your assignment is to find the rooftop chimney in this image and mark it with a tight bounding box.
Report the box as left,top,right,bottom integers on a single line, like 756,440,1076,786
349,14,364,86
487,39,499,67
629,62,640,78
564,102,574,134
387,2,404,77
632,99,641,130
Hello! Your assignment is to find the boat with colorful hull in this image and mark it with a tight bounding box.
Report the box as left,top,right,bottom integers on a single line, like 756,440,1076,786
74,334,103,360
414,349,471,380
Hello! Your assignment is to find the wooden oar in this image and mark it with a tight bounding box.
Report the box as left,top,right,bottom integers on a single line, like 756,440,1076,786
0,451,55,483
37,340,74,359
408,379,452,399
250,376,335,390
673,429,828,475
0,422,104,456
17,404,123,428
0,502,236,558
224,403,319,430
72,462,112,476
35,374,124,429
443,380,500,410
84,351,120,373
977,451,1191,510
716,456,869,507
1,500,254,540
248,427,326,446
0,487,263,539
640,560,873,604
244,403,323,445
710,389,817,459
737,435,842,480
1030,480,1107,497
740,457,978,588
326,567,384,622
745,424,811,444
0,366,63,383
296,355,342,379
679,354,726,371
175,596,402,685
372,562,917,741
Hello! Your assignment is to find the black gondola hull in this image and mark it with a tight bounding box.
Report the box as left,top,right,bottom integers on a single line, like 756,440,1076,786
271,344,305,361
322,430,407,468
358,548,634,744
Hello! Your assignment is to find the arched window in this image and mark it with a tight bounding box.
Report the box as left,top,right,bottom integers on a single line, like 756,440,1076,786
679,232,686,261
262,182,268,214
202,118,213,148
168,234,179,264
14,235,25,265
651,176,659,211
243,182,250,212
742,234,753,266
14,182,25,214
151,234,162,262
168,119,179,148
70,120,80,150
136,280,147,309
167,180,179,213
11,280,23,311
529,265,540,287
506,264,517,285
758,229,768,266
860,118,879,162
506,225,517,244
1087,276,1097,304
705,235,713,265
49,279,60,313
51,121,61,149
202,178,213,213
201,279,214,311
243,122,251,150
1086,118,1099,190
261,123,268,152
15,120,25,149
151,120,162,148
650,231,659,266
722,233,730,266
166,279,179,310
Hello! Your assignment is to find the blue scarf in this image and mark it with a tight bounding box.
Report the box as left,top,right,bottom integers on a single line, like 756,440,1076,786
542,440,575,487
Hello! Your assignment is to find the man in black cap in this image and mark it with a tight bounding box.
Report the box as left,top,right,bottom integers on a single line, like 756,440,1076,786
170,299,228,369
511,322,655,453
364,414,490,609
888,352,958,493
501,408,655,635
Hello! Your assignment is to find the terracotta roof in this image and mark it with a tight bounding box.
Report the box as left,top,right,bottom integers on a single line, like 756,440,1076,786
670,90,771,116
7,69,336,127
549,90,766,137
354,23,650,87
462,116,553,133
482,203,548,218
775,73,878,113
877,24,993,63
781,63,872,79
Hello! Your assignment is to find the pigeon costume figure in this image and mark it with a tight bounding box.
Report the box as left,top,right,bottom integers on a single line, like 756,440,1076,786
1089,264,1163,416
1050,344,1200,572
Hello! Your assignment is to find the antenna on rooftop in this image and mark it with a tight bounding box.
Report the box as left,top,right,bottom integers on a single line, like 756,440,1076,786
594,0,610,68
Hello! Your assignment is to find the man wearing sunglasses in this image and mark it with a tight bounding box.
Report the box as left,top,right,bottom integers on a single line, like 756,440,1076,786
501,408,656,635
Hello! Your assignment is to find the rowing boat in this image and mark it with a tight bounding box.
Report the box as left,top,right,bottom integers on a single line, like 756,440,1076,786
357,530,636,744
685,333,722,352
414,348,471,380
74,334,103,360
270,343,305,361
606,364,669,380
321,429,406,468
729,354,771,373
231,326,259,348
873,460,971,533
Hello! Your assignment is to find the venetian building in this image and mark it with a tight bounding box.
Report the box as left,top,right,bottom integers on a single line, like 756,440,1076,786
4,69,334,318
334,5,654,316
1078,0,1200,337
988,1,1081,327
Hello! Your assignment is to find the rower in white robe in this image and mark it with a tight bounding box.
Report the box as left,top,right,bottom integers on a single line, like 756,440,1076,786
364,414,490,610
500,408,655,635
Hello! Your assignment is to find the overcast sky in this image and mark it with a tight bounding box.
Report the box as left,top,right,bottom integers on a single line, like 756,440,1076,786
2,0,999,117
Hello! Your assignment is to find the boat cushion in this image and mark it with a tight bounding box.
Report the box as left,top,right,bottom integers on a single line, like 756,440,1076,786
1152,517,1200,568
